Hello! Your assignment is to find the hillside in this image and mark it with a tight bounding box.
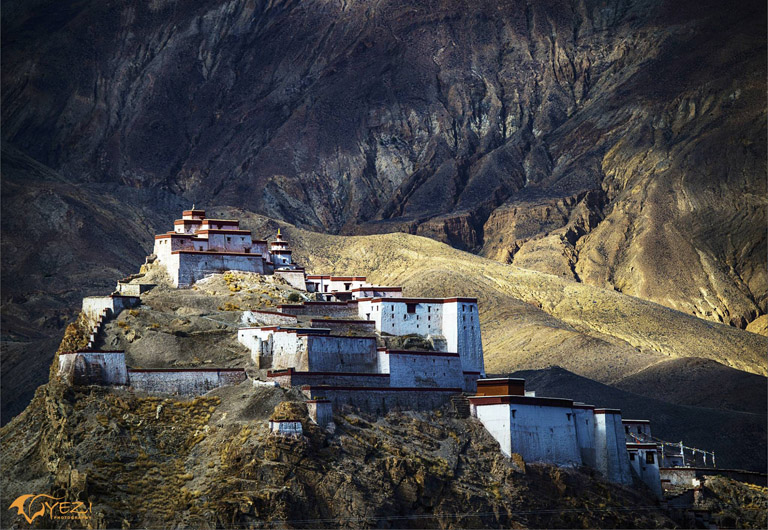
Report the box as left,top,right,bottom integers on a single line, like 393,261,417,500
0,380,673,529
2,0,766,329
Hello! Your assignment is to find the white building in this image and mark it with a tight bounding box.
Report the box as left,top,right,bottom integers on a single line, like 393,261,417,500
355,297,485,377
627,443,663,498
153,209,299,287
469,378,633,485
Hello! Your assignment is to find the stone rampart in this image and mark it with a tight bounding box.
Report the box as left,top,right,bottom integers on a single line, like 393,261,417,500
267,368,390,388
128,368,247,395
302,385,460,414
274,269,307,291
58,351,129,386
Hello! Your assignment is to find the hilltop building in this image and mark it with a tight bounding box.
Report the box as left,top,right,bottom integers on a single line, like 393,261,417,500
152,209,300,287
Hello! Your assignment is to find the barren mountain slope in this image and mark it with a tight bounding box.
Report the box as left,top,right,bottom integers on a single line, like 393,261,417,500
254,215,766,379
2,0,765,328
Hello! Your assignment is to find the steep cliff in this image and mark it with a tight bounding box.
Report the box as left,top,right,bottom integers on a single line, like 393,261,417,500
2,0,765,328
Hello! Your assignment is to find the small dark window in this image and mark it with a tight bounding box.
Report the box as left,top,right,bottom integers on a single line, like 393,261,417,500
428,316,431,321
416,315,419,320
625,426,630,433
646,452,655,465
428,307,431,312
227,237,231,242
406,303,417,314
566,413,572,421
511,409,516,418
345,283,351,290
630,453,636,461
637,426,642,433
462,304,466,311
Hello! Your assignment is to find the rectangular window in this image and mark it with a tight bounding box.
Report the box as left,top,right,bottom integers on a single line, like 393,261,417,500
630,453,635,461
406,303,417,314
646,452,655,465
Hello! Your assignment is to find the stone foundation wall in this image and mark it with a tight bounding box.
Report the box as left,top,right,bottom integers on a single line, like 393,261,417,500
58,351,129,386
275,269,307,291
128,368,247,395
302,385,460,414
176,253,267,286
267,369,390,388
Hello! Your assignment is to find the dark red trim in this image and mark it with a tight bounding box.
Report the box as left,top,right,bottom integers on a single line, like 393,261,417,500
196,229,251,235
252,310,298,318
128,368,245,373
469,395,574,408
306,275,367,281
302,385,462,393
171,250,266,257
268,369,388,377
351,286,403,292
626,443,658,449
369,297,478,304
380,349,460,358
175,219,203,225
310,319,374,325
69,350,125,354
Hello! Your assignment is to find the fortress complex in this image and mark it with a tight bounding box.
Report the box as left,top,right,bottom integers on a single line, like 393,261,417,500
58,209,697,496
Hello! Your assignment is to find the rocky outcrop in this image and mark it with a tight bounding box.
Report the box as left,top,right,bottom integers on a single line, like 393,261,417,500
0,381,673,529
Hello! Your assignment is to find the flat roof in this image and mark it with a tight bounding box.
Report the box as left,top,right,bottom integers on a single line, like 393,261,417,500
469,395,574,408
622,419,651,423
369,297,478,304
477,377,526,383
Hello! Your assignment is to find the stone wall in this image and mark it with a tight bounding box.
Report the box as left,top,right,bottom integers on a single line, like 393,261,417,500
267,368,390,388
302,385,460,414
305,335,378,372
386,351,464,388
275,269,307,291
594,410,633,485
573,406,597,468
307,399,333,427
471,396,583,466
308,319,375,333
242,311,298,327
58,351,129,386
279,302,359,318
175,252,267,286
128,368,247,395
115,283,155,296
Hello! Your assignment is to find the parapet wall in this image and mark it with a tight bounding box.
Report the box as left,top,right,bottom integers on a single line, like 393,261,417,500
242,310,298,327
128,368,247,395
278,302,358,318
309,319,375,333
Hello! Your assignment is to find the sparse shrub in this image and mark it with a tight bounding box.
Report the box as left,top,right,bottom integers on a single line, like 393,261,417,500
117,321,130,329
287,292,301,302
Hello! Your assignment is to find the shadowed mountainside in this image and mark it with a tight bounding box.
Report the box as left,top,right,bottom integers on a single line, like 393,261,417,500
2,0,766,329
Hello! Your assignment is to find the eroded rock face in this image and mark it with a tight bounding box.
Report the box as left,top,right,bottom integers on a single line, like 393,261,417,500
2,0,765,328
